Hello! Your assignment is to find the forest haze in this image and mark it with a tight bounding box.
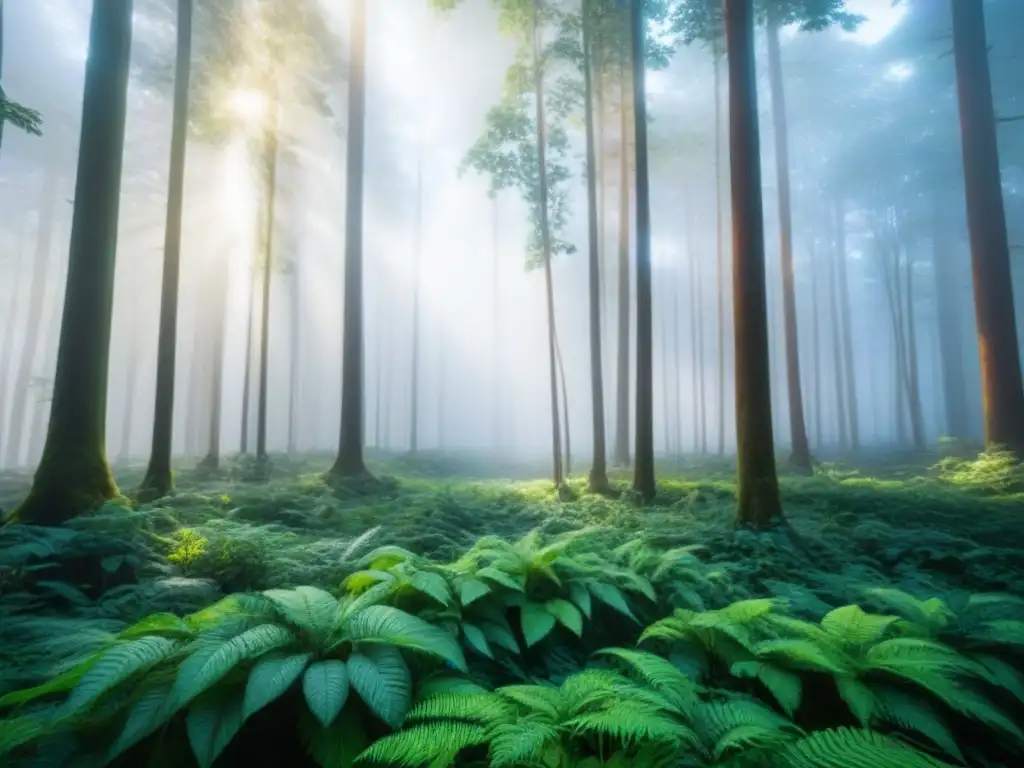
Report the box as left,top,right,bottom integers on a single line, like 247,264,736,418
0,0,1023,766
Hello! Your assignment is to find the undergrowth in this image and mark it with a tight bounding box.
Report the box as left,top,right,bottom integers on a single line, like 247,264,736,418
0,452,1021,766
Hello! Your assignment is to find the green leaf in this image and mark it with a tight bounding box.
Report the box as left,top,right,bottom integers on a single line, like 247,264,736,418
821,605,899,646
476,566,525,592
186,690,245,768
521,602,557,647
171,624,295,711
119,613,195,640
481,621,520,654
730,661,802,718
545,599,583,637
462,623,494,658
344,605,466,671
458,577,492,607
569,583,592,618
101,556,126,573
244,653,311,720
66,636,181,713
304,661,351,728
347,646,412,728
408,570,453,605
589,582,637,621
298,705,368,768
106,683,174,762
835,676,876,726
263,586,339,636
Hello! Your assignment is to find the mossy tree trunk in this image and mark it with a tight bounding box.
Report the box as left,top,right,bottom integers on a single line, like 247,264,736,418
765,8,812,472
140,0,192,500
723,0,783,529
11,0,133,526
329,0,370,479
630,0,654,501
582,0,610,493
951,0,1024,453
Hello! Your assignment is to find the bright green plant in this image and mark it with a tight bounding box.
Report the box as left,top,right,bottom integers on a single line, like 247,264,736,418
0,587,466,767
167,528,209,571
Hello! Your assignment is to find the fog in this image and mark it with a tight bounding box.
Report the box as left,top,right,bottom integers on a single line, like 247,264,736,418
0,0,1021,473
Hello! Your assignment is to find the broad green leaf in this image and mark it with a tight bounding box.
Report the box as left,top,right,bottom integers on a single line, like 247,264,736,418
462,623,494,658
243,653,311,720
263,586,339,636
186,691,245,768
119,613,195,640
476,566,525,592
458,577,492,607
408,570,453,605
835,676,876,726
481,621,520,654
106,683,174,761
569,583,592,618
545,599,583,637
303,660,351,728
171,624,295,710
347,646,412,728
66,636,181,713
344,605,466,671
589,582,637,622
521,602,557,647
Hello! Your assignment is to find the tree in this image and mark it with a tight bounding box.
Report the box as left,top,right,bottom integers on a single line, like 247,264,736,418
9,0,133,525
0,0,43,157
629,0,654,500
139,0,194,501
581,0,611,493
328,0,371,480
722,0,782,528
950,0,1024,452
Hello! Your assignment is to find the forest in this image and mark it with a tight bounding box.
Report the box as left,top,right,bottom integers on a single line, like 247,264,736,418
0,0,1022,765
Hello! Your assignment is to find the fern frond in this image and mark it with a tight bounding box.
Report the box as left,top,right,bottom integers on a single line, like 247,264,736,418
872,685,963,762
566,700,699,748
730,661,803,717
777,727,956,768
65,636,181,713
356,722,488,766
695,697,800,747
488,718,560,767
343,605,466,671
821,605,900,646
263,586,339,637
598,648,701,718
407,692,512,726
496,684,562,720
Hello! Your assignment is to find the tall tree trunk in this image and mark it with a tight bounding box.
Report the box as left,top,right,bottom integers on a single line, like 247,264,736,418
687,215,699,453
696,231,707,454
329,0,370,479
491,194,502,452
672,257,682,461
0,221,28,463
410,145,423,455
614,66,631,468
28,254,67,467
713,37,727,456
5,162,58,468
288,244,301,456
555,329,571,476
765,9,812,471
630,0,654,499
724,0,782,528
834,197,859,449
11,0,132,525
950,0,1024,452
582,0,609,492
530,0,564,487
255,87,279,465
903,246,926,449
118,338,140,462
809,240,822,449
931,203,969,438
660,281,671,454
200,259,229,470
140,0,192,499
827,237,848,450
238,251,258,455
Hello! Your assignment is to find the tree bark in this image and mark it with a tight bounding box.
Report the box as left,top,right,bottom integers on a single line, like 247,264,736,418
809,240,822,449
950,0,1024,452
140,0,192,499
723,0,783,529
530,0,564,488
329,0,370,479
613,63,631,468
11,0,132,525
931,202,969,439
410,144,423,455
834,197,859,449
903,244,926,449
827,237,848,450
713,38,727,456
765,9,812,471
582,0,609,492
255,86,279,465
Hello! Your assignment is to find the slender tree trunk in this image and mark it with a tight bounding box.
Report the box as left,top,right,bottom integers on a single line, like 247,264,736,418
614,66,631,468
555,329,571,476
834,197,859,449
687,216,699,453
827,237,848,450
931,203,969,438
238,252,258,455
950,0,1024,452
255,87,279,465
713,38,727,457
0,221,28,463
724,0,782,528
200,258,229,470
530,1,564,487
672,258,682,461
696,234,707,454
0,0,5,155
330,0,370,479
492,194,502,452
809,240,822,449
140,0,192,498
118,337,140,462
765,9,812,471
288,254,300,455
12,0,132,525
410,144,423,455
660,282,670,455
903,246,925,449
582,0,609,492
630,0,654,499
5,162,58,468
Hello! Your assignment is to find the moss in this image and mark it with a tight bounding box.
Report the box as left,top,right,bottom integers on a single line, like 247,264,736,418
6,445,121,527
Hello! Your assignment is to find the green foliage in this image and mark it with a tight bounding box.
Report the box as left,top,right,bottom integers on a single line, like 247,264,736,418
935,448,1024,496
0,93,44,137
166,529,209,572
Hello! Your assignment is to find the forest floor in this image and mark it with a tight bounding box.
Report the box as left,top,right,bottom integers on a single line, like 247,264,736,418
1,446,1022,698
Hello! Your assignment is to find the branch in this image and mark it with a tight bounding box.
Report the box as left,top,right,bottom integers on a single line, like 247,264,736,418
996,114,1024,125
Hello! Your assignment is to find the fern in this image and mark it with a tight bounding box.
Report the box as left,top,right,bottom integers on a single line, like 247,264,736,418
778,727,957,768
